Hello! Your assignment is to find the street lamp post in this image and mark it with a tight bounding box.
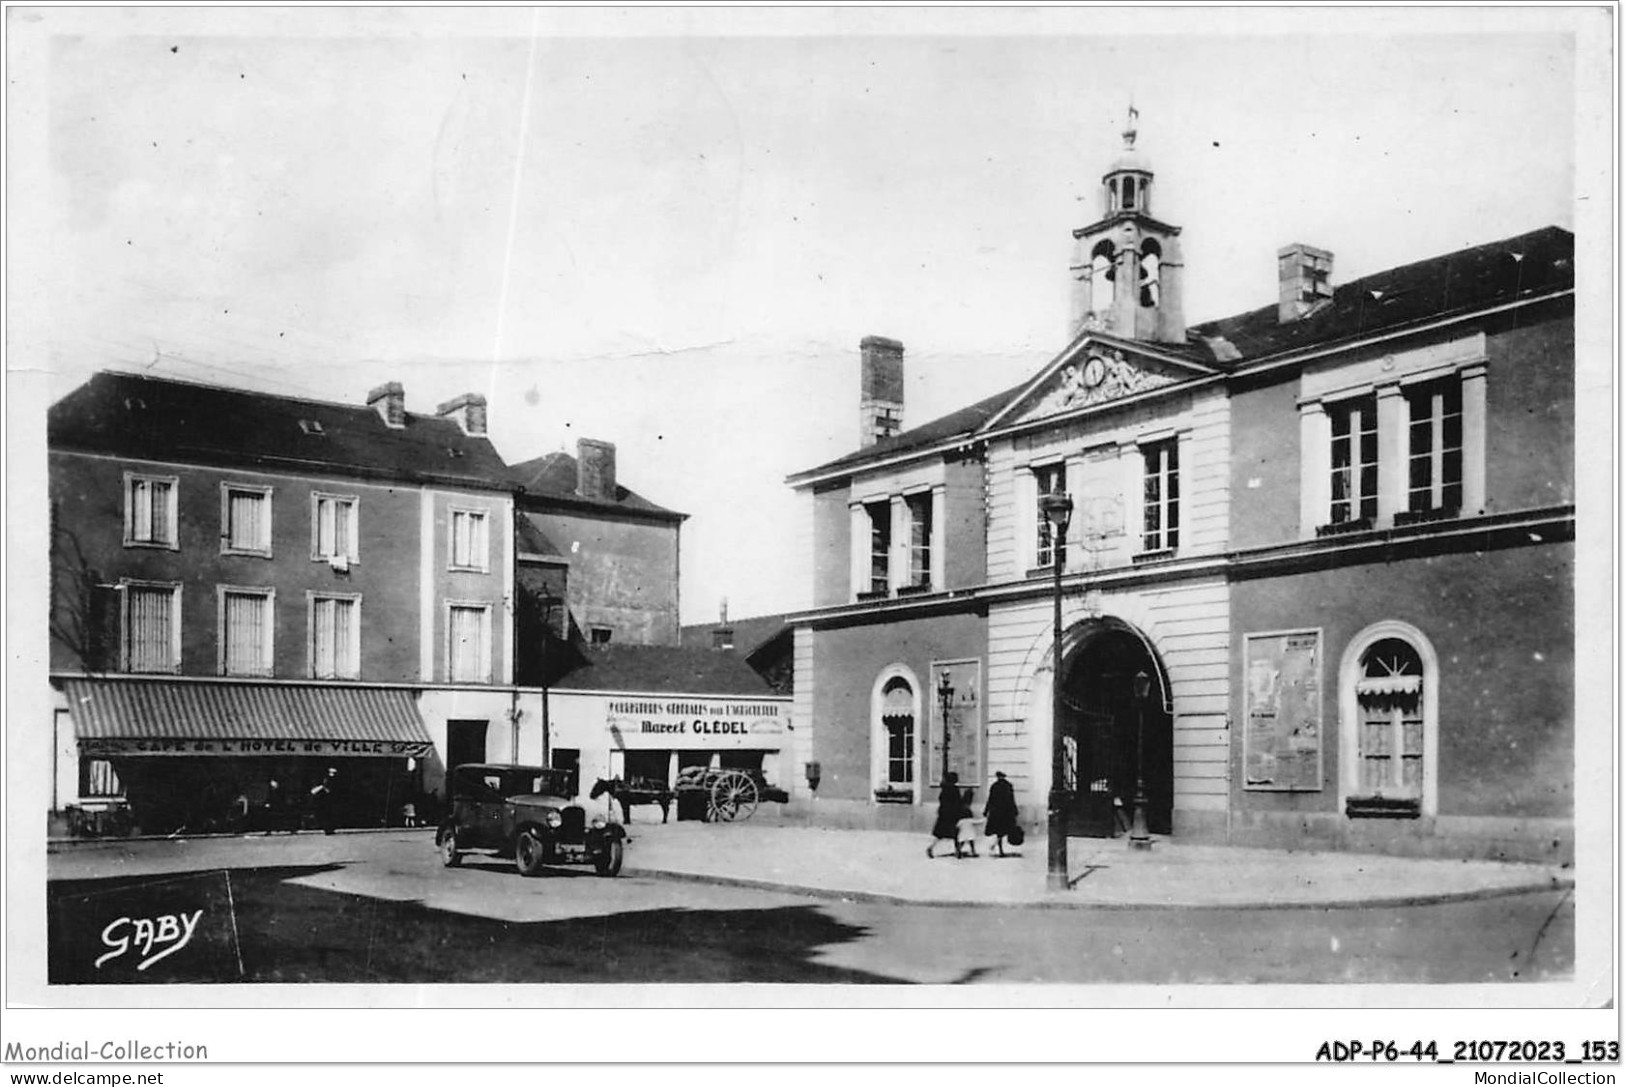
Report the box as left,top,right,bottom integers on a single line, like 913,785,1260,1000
1038,491,1074,892
937,669,954,786
1130,669,1153,850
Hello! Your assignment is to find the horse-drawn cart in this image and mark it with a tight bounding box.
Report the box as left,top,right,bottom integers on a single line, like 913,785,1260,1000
592,766,790,824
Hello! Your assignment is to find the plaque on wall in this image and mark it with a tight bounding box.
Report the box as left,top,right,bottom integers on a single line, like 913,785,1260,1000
928,659,982,790
1243,630,1323,791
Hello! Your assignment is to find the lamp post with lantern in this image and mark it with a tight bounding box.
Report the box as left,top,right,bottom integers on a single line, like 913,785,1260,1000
1037,491,1074,891
1130,669,1154,850
937,669,954,787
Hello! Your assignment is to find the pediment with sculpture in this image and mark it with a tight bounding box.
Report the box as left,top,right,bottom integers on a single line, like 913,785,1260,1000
1016,346,1183,422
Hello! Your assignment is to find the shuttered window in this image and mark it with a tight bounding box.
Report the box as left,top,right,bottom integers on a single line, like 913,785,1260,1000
222,485,272,555
311,594,360,679
221,588,274,677
125,475,177,548
312,494,358,563
448,603,490,683
450,508,490,571
124,583,180,673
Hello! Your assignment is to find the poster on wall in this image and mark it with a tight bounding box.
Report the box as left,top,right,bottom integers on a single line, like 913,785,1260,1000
928,659,982,791
1243,629,1323,791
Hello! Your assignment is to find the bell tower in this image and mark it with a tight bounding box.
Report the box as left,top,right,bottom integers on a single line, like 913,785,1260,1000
1068,107,1186,344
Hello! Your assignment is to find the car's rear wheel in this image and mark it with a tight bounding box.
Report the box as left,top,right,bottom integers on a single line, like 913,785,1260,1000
515,829,547,877
437,826,461,867
594,839,624,877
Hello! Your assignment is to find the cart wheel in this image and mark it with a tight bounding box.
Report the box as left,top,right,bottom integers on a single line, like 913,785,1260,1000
515,829,547,877
709,770,760,822
595,839,624,877
437,826,461,867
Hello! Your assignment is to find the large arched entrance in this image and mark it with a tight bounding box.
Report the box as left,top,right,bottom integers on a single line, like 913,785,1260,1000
1057,618,1173,838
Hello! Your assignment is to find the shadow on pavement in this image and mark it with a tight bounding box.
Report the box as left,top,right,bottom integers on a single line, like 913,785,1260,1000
50,866,895,985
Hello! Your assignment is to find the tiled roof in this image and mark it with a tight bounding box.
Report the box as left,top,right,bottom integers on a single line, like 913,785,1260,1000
48,370,514,490
793,226,1573,481
681,614,791,657
515,513,567,560
508,451,685,521
551,645,779,697
1187,226,1573,362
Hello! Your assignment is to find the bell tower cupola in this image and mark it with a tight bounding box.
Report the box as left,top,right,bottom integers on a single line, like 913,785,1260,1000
1068,106,1186,344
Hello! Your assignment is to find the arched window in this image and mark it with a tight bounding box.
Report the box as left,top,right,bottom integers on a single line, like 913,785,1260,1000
1090,241,1117,313
1340,623,1438,818
1108,178,1120,212
881,677,915,787
1122,176,1137,210
1139,239,1162,308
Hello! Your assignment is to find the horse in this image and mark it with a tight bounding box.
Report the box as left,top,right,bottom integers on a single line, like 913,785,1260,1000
590,777,673,824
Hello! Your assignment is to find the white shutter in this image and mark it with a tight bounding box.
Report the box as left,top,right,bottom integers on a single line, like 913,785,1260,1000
849,504,867,600
1017,468,1037,570
1122,445,1145,560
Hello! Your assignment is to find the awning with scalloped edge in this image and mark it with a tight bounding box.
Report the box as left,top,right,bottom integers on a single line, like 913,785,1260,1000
1355,675,1422,696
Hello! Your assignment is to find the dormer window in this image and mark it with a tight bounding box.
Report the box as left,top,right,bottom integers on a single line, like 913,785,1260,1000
298,419,325,436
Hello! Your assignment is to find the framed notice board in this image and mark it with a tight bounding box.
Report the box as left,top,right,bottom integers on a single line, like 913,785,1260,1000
928,659,982,790
1243,629,1323,791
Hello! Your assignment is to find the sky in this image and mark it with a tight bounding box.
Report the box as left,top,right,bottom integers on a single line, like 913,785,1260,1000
9,7,1600,625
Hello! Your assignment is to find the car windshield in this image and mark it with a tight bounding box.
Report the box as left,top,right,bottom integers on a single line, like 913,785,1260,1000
504,769,572,797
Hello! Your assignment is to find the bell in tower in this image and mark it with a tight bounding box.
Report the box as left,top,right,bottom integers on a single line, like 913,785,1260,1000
1068,106,1186,344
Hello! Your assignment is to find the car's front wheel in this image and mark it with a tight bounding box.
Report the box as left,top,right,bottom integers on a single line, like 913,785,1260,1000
437,826,461,868
595,838,624,877
515,829,548,877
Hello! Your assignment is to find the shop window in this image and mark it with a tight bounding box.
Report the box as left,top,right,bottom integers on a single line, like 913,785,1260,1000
1403,377,1463,522
905,492,932,590
447,602,492,683
1328,395,1378,529
311,493,359,566
79,758,124,799
221,483,272,557
446,719,488,770
124,473,178,549
220,586,275,677
449,507,490,572
310,593,360,679
875,673,916,801
122,581,181,674
1141,438,1179,553
866,500,891,596
1033,463,1067,568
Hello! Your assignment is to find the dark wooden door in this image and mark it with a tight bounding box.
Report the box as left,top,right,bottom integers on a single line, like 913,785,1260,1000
1070,706,1120,837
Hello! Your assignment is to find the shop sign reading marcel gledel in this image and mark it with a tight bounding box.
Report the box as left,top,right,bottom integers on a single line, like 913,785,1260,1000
606,699,786,745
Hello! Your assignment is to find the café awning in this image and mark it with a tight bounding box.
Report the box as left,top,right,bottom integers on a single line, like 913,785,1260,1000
62,678,433,758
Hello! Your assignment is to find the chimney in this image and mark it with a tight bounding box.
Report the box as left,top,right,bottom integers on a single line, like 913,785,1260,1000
712,598,734,650
435,393,488,436
1278,244,1334,323
859,335,904,448
366,381,406,429
576,438,617,501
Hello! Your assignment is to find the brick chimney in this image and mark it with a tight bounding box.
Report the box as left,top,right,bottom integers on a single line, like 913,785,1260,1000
1278,244,1334,323
435,393,488,436
859,336,904,448
576,438,617,501
366,381,406,429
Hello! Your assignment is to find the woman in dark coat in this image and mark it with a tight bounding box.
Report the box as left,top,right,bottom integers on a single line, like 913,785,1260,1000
927,771,970,859
983,771,1020,856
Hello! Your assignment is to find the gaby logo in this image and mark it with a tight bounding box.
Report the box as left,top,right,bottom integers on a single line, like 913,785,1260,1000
95,910,204,971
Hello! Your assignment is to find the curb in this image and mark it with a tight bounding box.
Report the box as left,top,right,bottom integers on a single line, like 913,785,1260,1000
620,865,1577,912
46,826,433,850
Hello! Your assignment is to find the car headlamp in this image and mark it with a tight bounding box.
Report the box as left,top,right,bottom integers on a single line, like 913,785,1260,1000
544,810,563,829
590,817,607,830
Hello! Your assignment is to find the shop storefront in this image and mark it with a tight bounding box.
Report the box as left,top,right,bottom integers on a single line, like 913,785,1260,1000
56,678,434,835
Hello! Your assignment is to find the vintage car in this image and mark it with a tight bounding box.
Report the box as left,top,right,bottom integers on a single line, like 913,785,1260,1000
436,763,626,877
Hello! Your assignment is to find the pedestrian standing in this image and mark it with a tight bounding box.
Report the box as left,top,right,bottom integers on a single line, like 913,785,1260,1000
311,767,339,835
927,771,971,859
983,770,1020,856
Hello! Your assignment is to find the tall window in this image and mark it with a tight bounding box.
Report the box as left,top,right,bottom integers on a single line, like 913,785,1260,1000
1329,395,1378,525
1354,638,1425,808
220,587,274,676
866,501,890,595
905,492,932,589
881,676,915,788
123,582,180,673
1142,439,1180,552
124,474,177,548
1139,241,1162,307
1090,243,1116,312
222,484,272,556
450,508,489,572
448,603,491,683
1034,463,1066,568
1406,378,1463,516
310,594,360,679
312,493,358,564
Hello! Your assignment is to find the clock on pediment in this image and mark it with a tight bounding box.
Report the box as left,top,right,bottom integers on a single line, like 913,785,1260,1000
1020,347,1180,421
